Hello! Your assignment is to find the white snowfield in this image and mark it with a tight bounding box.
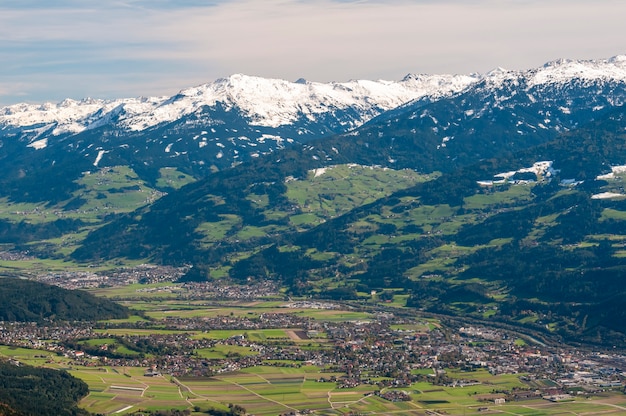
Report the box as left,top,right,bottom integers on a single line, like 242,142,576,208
528,55,626,87
495,161,557,179
0,73,477,136
479,55,626,88
591,192,625,200
479,161,557,186
2,55,626,144
596,165,626,180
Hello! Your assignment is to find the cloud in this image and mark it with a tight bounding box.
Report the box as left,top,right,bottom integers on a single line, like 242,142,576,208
0,0,625,104
147,0,626,77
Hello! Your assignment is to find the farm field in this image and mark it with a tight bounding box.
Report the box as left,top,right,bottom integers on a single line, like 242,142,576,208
87,288,374,322
3,331,626,416
3,256,626,415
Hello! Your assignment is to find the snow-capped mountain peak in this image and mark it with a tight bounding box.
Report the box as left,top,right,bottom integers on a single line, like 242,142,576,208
529,55,626,87
3,56,626,182
0,72,477,135
152,73,479,129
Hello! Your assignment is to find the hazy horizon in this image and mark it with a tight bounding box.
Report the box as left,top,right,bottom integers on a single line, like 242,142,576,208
1,0,625,105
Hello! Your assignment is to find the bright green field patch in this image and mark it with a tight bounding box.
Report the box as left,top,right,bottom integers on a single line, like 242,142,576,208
286,165,432,223
74,166,164,216
0,345,52,360
290,213,321,227
175,368,345,414
101,315,151,325
290,309,371,321
601,208,626,221
235,225,269,240
88,282,183,299
143,385,183,401
196,214,242,245
463,184,533,210
348,394,417,414
79,338,116,347
193,329,288,341
156,167,196,189
195,345,258,359
0,198,57,224
95,328,198,336
390,323,431,332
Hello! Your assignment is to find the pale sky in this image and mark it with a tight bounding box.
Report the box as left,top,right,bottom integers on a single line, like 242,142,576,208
1,0,625,105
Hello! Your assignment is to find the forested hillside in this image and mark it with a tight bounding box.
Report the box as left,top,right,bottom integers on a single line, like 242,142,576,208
0,278,129,322
0,359,89,416
75,108,626,346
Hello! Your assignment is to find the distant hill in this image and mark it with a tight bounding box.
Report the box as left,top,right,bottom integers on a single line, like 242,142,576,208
73,57,626,266
6,56,626,347
75,107,626,346
207,108,626,346
0,278,129,322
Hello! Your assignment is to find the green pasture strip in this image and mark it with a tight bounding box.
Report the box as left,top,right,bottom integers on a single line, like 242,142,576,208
290,309,372,321
136,300,289,316
143,384,183,401
195,345,258,359
236,225,270,240
463,184,533,211
116,345,143,356
100,315,151,324
0,345,52,360
286,165,431,219
390,323,432,332
79,338,116,347
601,208,626,221
89,282,183,298
79,392,126,416
95,328,198,336
144,307,241,319
0,257,147,276
156,167,196,189
0,198,54,223
347,394,415,414
192,329,288,340
290,213,321,227
196,214,242,245
123,300,213,312
404,257,457,279
445,368,525,387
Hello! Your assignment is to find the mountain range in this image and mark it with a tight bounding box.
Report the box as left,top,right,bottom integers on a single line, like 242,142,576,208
2,57,626,201
0,72,475,194
4,55,626,346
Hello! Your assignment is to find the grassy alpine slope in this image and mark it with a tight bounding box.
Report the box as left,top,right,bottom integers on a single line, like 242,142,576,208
75,109,626,346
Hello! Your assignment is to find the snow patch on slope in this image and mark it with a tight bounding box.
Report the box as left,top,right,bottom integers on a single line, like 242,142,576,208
479,161,558,186
93,150,106,167
3,56,626,143
28,138,48,150
597,165,626,180
591,192,625,200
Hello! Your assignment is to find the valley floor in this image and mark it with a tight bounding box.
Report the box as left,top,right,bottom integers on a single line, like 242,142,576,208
1,277,626,415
